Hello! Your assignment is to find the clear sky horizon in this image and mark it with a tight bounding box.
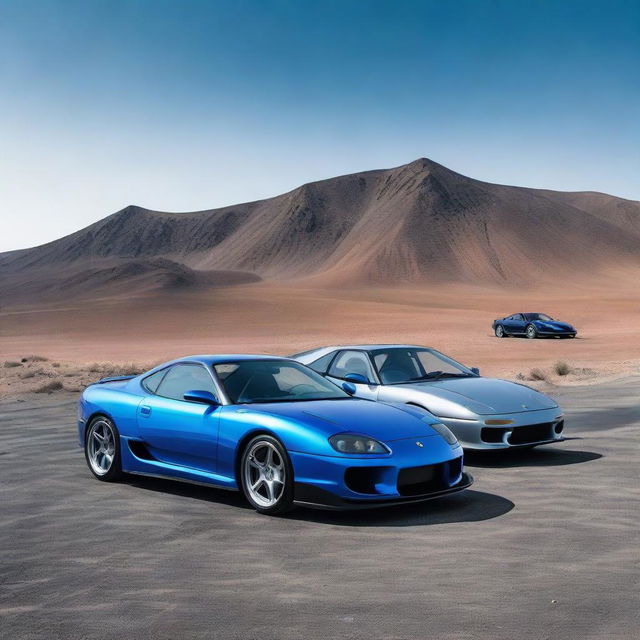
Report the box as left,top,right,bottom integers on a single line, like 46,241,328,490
1,0,638,251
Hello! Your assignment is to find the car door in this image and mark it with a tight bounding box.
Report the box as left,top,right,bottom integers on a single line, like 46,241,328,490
325,350,379,400
137,363,221,472
504,314,523,334
511,313,527,334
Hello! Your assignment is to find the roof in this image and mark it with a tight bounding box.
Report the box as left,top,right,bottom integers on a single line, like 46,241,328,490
179,354,293,365
296,344,431,354
142,355,294,375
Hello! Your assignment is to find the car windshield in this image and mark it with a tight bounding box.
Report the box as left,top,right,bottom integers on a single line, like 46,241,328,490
525,313,553,322
213,360,350,404
371,348,475,385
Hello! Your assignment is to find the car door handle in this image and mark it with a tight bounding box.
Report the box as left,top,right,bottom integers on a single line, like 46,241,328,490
140,405,152,416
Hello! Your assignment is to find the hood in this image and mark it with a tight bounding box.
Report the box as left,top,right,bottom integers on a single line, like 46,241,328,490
247,398,440,442
534,320,573,330
400,377,558,414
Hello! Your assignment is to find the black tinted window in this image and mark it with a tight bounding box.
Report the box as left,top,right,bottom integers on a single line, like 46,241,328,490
142,369,168,394
156,364,216,401
214,360,349,404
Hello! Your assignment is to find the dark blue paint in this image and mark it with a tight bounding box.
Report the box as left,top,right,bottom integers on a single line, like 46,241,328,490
492,313,577,338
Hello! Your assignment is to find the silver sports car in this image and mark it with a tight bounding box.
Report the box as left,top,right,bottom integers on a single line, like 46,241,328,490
293,345,565,450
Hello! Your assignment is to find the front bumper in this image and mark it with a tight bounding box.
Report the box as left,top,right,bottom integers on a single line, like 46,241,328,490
536,330,576,337
294,472,473,510
441,408,565,450
289,436,470,510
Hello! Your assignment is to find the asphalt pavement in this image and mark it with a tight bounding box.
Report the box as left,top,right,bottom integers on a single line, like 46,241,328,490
1,378,638,639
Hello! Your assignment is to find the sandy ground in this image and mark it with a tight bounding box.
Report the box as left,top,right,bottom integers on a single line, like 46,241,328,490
1,281,639,398
0,377,638,639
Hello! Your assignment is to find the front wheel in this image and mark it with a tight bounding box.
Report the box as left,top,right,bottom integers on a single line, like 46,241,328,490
495,325,506,338
240,435,295,515
85,416,123,481
526,324,537,339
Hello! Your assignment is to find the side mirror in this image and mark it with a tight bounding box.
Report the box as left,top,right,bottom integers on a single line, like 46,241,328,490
341,382,357,396
344,373,370,385
183,389,220,406
470,367,480,376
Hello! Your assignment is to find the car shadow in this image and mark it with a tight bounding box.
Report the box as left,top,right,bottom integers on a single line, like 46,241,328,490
464,447,602,468
123,474,252,509
562,406,640,432
285,490,514,527
123,476,513,526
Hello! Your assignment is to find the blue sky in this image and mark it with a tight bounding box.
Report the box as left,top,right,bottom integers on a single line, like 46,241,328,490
1,0,638,251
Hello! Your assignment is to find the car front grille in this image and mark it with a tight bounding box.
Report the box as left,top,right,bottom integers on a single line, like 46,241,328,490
480,420,563,445
507,422,555,445
396,458,462,496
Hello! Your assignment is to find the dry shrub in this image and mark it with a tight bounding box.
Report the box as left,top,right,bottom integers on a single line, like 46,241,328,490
21,355,49,363
52,362,61,368
529,368,548,381
33,380,63,393
553,361,571,376
20,366,55,380
88,362,148,377
515,373,526,380
4,361,22,368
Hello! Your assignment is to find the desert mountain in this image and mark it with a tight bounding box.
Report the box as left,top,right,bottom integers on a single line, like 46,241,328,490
2,158,639,303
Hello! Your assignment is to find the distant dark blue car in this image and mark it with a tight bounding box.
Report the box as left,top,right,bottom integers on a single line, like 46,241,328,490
493,313,577,339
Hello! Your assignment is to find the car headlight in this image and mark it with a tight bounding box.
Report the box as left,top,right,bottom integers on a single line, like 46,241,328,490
430,422,459,446
329,434,389,454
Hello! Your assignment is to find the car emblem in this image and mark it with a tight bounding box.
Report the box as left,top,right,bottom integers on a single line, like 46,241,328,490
416,441,424,448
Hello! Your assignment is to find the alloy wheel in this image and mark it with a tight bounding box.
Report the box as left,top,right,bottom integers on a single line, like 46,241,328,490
243,440,286,508
87,419,116,476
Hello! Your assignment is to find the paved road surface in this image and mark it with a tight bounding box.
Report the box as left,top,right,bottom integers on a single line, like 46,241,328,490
1,378,638,639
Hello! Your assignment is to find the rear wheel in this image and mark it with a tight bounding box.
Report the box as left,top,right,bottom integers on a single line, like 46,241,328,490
240,435,295,515
495,325,506,338
526,324,537,339
85,416,123,481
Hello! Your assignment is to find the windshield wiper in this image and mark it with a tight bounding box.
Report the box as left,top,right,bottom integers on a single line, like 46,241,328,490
409,371,445,381
408,372,472,382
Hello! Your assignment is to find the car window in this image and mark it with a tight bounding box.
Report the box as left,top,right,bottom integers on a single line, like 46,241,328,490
155,364,217,401
328,350,376,382
307,352,336,374
214,360,349,403
372,348,472,384
374,350,421,383
415,351,461,375
142,369,168,393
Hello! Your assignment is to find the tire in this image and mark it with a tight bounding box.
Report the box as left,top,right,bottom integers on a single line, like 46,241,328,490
495,325,506,338
526,324,537,339
84,415,123,482
240,435,295,515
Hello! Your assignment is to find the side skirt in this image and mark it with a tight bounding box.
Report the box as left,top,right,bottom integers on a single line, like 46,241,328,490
126,470,239,492
121,437,238,490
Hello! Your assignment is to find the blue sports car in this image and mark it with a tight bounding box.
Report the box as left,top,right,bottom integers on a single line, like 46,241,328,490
78,355,472,514
492,313,577,339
